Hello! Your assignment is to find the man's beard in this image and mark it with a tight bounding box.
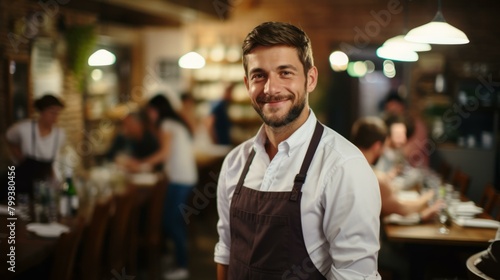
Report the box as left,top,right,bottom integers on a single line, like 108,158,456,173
253,93,306,128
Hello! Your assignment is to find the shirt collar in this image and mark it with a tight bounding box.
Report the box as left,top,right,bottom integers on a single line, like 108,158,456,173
253,109,317,157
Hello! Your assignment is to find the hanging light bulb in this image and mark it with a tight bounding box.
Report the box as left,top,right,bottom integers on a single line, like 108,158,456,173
405,0,469,45
88,49,116,66
178,52,206,69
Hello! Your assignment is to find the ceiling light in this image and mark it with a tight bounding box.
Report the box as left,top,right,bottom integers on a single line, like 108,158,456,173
383,35,431,52
405,0,469,45
376,45,418,62
178,52,205,69
88,49,116,66
329,51,349,72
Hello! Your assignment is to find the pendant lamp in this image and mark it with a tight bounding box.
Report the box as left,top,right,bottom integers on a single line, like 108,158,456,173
405,0,469,45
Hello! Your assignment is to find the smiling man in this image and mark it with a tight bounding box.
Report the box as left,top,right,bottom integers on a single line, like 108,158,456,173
214,22,381,280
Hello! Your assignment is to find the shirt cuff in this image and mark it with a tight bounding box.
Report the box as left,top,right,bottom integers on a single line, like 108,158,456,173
214,242,230,265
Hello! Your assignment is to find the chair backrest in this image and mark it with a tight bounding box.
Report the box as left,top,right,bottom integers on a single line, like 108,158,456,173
146,180,168,245
479,183,498,216
438,161,452,183
105,187,138,274
50,218,85,280
466,251,495,280
452,169,471,196
78,196,113,280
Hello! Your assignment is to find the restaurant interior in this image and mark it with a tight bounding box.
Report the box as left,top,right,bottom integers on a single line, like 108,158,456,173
1,0,500,279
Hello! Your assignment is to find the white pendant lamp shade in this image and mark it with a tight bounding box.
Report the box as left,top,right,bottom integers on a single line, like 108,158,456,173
376,45,419,62
384,35,431,52
178,51,206,69
88,49,116,66
405,11,469,45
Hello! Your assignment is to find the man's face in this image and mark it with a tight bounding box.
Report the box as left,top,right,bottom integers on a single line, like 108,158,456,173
244,45,317,128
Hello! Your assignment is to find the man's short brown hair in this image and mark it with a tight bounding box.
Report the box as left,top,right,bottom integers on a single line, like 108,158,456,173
242,22,314,76
351,117,388,149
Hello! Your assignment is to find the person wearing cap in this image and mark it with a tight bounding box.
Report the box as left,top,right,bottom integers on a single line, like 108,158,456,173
6,94,66,196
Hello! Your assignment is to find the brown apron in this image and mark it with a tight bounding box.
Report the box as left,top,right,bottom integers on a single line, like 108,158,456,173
229,121,327,280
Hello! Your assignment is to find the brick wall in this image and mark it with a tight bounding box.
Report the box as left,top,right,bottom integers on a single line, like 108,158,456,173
0,0,97,172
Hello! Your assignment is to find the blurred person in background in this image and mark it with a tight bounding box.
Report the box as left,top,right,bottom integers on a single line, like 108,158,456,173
138,94,198,280
179,92,198,136
381,92,429,168
375,114,423,190
5,94,65,197
351,116,445,280
105,111,161,171
206,83,234,145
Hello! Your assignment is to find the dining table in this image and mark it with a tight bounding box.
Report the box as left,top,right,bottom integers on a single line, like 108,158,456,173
0,169,162,279
384,219,498,247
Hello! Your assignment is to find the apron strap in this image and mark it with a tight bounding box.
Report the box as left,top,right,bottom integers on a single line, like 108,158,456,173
290,121,324,201
235,148,256,195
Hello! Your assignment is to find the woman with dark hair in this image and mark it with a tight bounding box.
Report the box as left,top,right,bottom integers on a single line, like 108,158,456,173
6,94,66,197
136,94,197,279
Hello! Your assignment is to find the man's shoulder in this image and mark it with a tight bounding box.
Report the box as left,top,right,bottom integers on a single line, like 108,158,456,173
320,125,364,161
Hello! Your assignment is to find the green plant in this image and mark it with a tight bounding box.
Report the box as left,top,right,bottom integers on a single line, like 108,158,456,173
65,24,97,89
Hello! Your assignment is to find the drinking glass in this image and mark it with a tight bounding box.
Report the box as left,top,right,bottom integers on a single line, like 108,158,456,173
438,207,451,234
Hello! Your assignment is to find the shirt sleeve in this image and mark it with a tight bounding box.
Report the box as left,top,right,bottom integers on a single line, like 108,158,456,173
6,122,22,144
323,156,381,280
214,156,231,265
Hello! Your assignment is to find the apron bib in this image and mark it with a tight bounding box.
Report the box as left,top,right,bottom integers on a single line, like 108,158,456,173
228,121,327,280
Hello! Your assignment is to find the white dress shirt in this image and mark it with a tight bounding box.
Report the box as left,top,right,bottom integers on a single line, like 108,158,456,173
214,111,381,279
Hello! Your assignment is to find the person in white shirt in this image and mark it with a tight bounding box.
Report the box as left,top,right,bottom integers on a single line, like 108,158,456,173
125,94,198,280
6,94,65,197
214,21,381,280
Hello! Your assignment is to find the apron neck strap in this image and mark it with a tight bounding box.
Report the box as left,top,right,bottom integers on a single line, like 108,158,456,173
290,121,324,201
235,148,256,195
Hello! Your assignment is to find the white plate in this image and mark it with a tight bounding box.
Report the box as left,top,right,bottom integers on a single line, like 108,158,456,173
385,213,420,225
454,218,500,229
129,173,159,186
26,223,69,238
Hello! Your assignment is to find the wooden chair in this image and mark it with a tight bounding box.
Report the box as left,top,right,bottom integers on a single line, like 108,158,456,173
437,160,452,183
491,192,500,221
49,218,85,280
479,183,498,216
451,169,471,196
466,251,495,280
138,180,168,280
76,196,113,280
104,187,138,277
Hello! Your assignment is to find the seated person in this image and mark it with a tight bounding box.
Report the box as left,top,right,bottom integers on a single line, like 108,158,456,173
375,114,421,190
351,116,445,280
105,112,161,172
351,116,444,221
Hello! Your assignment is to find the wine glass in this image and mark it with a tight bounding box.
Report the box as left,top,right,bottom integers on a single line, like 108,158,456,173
438,207,450,234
